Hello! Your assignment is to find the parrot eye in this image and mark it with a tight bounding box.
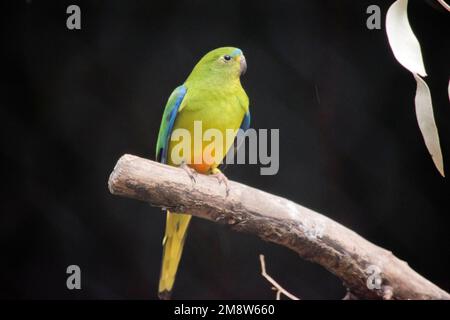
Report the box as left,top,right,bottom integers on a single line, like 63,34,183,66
223,55,231,61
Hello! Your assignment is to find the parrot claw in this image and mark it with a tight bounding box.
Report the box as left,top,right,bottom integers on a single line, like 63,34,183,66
180,161,197,184
211,168,230,197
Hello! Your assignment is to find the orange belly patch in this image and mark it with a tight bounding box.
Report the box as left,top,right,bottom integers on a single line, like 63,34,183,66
188,162,211,174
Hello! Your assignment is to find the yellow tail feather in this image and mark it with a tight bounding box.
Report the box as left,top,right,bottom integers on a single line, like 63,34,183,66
158,211,191,299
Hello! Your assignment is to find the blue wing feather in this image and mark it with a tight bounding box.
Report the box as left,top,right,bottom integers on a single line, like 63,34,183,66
240,110,251,132
219,110,251,171
156,85,187,164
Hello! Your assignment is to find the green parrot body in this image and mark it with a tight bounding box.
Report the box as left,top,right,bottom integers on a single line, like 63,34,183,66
155,47,250,299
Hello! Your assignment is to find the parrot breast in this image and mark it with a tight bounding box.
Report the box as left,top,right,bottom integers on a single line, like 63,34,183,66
167,90,246,173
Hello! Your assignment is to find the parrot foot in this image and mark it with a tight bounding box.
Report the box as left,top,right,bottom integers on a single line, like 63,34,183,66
180,161,197,183
211,168,230,196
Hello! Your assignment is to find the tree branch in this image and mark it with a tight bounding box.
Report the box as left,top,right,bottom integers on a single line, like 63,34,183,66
259,254,300,300
437,0,450,12
108,154,450,300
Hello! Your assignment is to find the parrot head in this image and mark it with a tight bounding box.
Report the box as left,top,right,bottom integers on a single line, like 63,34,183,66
187,47,247,83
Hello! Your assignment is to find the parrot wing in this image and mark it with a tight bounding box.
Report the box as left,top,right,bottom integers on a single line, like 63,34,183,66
155,84,190,299
156,85,187,164
234,109,251,154
220,109,251,171
240,109,251,132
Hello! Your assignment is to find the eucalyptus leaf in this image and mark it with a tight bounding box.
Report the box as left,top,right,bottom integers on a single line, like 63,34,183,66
386,0,427,76
413,74,444,177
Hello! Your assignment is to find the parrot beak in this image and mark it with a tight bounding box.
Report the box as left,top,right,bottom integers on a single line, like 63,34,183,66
239,55,247,76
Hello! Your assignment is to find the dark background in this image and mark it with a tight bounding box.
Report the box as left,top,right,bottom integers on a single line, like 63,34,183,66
1,0,449,299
